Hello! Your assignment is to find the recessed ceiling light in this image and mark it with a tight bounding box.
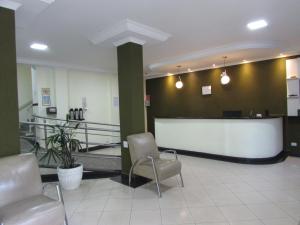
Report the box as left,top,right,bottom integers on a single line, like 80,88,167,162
40,0,55,4
187,68,192,72
212,64,216,68
167,73,174,76
279,53,285,58
247,19,268,30
242,60,249,63
30,43,48,51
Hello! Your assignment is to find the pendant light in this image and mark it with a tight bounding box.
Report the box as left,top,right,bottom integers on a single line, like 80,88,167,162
175,65,183,89
220,56,230,85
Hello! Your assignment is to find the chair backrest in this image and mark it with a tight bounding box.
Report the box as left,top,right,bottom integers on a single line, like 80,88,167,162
127,132,160,164
0,153,43,208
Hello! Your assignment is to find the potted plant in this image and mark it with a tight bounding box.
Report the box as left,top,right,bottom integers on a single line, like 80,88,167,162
39,122,83,190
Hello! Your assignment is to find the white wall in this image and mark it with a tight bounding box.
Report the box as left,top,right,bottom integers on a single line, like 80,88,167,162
30,65,120,147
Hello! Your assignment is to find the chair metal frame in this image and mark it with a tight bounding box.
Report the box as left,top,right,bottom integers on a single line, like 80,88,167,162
43,183,69,225
128,150,184,197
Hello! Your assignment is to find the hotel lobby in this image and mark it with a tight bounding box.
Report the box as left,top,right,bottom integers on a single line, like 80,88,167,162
1,1,300,225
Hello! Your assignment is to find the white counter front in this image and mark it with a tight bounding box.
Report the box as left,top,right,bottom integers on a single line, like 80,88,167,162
155,118,283,159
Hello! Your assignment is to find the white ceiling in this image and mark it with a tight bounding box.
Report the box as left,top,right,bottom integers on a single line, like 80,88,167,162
8,0,300,76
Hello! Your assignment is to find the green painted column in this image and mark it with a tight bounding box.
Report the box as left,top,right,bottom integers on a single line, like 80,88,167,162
117,42,145,174
0,7,20,157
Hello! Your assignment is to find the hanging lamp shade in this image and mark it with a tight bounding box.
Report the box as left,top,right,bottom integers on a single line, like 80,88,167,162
220,56,230,85
175,65,183,89
176,76,183,89
221,70,230,85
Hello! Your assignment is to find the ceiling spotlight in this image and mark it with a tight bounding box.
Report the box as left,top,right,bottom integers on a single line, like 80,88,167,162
187,68,192,72
242,60,249,63
30,43,48,51
40,0,56,4
247,19,268,30
279,53,285,58
212,64,216,68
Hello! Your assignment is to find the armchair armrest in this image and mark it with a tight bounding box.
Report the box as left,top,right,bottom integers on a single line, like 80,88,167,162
160,149,178,160
43,183,69,225
42,183,65,203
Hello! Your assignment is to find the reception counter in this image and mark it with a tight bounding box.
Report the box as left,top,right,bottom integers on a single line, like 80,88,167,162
155,117,284,163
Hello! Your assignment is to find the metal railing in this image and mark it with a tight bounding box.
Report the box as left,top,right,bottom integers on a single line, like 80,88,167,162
20,114,121,153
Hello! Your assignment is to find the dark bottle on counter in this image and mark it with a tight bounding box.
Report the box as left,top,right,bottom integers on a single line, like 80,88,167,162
74,108,79,120
265,109,269,117
79,108,84,120
69,108,74,120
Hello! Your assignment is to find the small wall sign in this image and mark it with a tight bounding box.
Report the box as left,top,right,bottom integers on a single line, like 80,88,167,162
145,95,151,107
202,85,212,95
41,88,51,106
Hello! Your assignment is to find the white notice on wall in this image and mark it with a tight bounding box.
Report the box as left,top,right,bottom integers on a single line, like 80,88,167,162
202,85,212,95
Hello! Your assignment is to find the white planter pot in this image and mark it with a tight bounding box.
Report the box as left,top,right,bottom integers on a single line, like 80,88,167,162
57,164,83,190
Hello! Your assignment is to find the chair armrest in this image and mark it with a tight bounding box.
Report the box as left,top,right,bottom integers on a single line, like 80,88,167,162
42,184,68,225
42,183,65,204
160,149,178,160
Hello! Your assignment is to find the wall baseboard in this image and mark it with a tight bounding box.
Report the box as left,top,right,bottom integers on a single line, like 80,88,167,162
289,151,300,157
158,147,287,165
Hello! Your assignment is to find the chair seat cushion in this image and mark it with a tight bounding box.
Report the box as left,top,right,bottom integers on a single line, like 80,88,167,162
135,159,181,181
0,195,65,225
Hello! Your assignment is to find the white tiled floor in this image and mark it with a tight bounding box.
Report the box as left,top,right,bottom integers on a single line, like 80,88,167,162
44,155,300,225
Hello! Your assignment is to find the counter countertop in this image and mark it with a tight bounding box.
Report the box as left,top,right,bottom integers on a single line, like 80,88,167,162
155,116,283,120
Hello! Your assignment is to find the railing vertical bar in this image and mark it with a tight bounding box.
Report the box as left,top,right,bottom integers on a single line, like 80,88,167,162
85,123,89,152
43,119,48,151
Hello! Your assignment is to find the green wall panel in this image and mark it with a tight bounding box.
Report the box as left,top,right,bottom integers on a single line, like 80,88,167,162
117,43,145,174
146,58,287,134
0,7,20,157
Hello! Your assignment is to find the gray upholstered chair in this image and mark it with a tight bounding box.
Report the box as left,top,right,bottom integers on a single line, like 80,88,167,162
127,132,184,197
0,153,67,225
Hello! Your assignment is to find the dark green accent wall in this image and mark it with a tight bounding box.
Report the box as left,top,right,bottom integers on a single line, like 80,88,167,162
146,58,287,134
0,7,20,157
287,117,300,154
117,43,145,174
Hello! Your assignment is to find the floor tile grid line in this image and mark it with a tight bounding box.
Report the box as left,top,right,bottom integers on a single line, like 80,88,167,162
212,178,295,224
274,202,300,224
96,209,105,225
94,186,113,225
240,182,299,222
182,185,215,224
179,175,229,225
70,182,110,223
203,168,296,222
232,193,295,223
224,189,273,225
158,175,184,225
125,195,134,225
260,189,298,205
201,174,262,223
